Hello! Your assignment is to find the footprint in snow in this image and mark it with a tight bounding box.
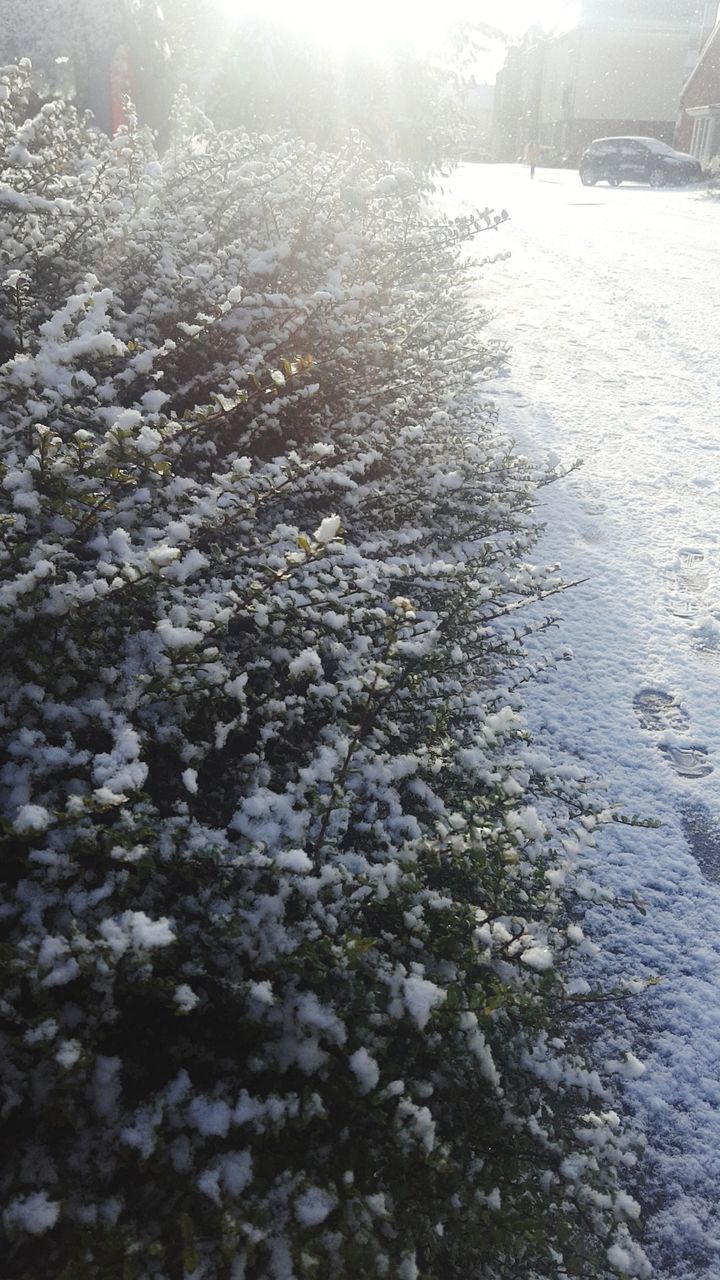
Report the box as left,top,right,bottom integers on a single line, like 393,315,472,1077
580,522,605,546
566,483,606,522
677,548,710,591
668,598,700,619
633,688,689,733
678,547,706,569
658,743,713,778
680,801,720,884
633,689,713,779
664,547,711,619
691,616,720,664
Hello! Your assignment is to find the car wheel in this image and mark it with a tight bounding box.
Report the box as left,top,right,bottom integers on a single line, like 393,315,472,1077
609,177,621,187
580,170,597,186
649,167,666,188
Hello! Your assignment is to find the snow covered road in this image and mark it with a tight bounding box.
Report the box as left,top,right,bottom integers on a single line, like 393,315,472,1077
454,165,720,1279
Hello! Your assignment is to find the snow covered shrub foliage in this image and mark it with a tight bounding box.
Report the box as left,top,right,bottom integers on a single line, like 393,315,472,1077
0,65,649,1280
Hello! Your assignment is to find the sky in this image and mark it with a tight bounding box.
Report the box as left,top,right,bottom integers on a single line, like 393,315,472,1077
483,0,565,35
210,0,570,86
233,0,567,57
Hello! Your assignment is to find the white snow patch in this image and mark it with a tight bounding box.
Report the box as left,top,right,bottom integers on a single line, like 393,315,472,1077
4,1192,60,1235
294,1186,336,1227
349,1046,380,1093
402,975,447,1030
188,1097,232,1138
521,945,554,972
14,804,51,832
288,648,322,678
181,768,198,795
174,984,199,1013
275,848,313,874
314,514,342,544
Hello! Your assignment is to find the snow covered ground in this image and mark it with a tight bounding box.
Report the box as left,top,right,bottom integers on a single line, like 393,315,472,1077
453,164,720,1279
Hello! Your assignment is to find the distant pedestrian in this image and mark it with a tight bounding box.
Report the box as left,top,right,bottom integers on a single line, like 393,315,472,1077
525,140,541,179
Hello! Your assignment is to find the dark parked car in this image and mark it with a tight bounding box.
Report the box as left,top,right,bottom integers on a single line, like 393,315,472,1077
579,137,703,188
460,149,496,164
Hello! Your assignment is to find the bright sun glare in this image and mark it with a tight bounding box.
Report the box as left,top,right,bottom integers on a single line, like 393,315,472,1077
219,0,562,55
287,0,446,52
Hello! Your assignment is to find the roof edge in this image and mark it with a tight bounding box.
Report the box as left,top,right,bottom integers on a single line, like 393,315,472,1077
682,20,720,102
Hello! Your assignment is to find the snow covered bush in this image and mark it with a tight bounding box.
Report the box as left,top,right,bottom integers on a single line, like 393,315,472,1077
0,64,649,1280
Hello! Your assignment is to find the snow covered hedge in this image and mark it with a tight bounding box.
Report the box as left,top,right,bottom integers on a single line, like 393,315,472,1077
0,65,649,1280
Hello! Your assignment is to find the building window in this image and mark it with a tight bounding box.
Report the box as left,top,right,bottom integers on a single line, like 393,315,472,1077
691,115,711,159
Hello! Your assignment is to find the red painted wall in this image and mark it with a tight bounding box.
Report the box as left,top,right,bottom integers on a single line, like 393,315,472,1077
677,25,720,149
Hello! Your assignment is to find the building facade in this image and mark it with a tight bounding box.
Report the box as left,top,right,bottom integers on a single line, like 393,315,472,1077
494,0,712,162
492,29,545,160
540,0,705,158
676,15,720,164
